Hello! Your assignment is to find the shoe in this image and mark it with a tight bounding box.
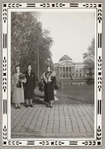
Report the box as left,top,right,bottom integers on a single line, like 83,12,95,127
50,105,53,108
47,104,50,107
18,106,21,109
26,105,28,108
30,105,33,107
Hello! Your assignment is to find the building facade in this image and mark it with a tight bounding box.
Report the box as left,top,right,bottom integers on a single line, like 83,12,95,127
54,55,86,83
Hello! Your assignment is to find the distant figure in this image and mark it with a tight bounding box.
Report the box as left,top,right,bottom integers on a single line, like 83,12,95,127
41,66,56,108
12,65,26,109
24,64,36,107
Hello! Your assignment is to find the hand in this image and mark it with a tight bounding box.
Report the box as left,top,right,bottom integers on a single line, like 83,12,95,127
49,79,52,82
20,79,24,83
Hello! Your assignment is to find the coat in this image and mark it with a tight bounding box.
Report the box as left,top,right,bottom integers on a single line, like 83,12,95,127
12,73,26,104
24,71,36,99
42,71,56,102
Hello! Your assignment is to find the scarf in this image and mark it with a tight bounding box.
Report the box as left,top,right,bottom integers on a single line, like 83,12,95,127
42,71,56,83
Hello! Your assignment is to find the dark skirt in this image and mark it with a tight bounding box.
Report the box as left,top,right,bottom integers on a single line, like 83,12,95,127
24,72,35,99
24,87,34,99
44,83,54,102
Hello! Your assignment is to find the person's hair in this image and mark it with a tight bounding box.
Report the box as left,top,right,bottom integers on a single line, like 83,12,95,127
46,65,51,69
15,64,20,69
27,64,33,73
15,64,20,73
27,64,32,68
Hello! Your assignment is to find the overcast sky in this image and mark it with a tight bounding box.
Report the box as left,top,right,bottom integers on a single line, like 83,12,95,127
37,9,95,63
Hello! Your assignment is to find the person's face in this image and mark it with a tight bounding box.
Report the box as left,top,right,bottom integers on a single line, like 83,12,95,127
47,67,51,72
28,65,32,72
16,66,20,73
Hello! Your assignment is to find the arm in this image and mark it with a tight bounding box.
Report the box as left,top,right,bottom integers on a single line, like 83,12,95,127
19,73,27,83
52,76,59,90
52,76,56,86
21,77,27,83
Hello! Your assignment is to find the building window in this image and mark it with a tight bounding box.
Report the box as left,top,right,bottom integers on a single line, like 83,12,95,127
63,73,65,77
76,70,78,78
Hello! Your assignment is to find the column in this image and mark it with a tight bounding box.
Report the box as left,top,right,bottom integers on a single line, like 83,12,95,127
69,67,71,78
65,67,66,78
78,68,79,79
68,67,69,78
71,67,72,79
61,67,63,78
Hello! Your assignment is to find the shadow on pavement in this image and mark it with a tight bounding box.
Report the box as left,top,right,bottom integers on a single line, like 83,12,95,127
33,94,93,105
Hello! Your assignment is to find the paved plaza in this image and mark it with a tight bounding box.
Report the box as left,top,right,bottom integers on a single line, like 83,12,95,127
11,97,94,138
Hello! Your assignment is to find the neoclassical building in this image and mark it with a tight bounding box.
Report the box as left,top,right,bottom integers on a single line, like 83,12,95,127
54,55,86,82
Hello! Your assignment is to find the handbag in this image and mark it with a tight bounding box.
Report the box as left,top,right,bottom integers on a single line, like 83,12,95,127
16,80,21,88
19,74,26,79
38,80,45,92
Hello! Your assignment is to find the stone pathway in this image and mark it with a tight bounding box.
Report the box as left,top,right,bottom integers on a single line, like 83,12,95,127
11,98,94,138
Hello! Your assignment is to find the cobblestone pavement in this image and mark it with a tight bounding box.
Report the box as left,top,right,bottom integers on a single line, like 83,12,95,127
11,97,94,138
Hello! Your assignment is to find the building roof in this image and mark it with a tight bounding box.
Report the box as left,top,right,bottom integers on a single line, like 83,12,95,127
54,63,59,65
59,55,72,62
54,63,59,67
74,63,84,65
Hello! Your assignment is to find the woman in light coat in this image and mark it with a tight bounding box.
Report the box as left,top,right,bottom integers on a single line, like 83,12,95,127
12,65,26,109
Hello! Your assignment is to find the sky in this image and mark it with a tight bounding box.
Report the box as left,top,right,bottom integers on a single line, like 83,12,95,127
36,9,95,63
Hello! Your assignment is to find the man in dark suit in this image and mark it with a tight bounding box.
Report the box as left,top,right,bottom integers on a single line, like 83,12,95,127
24,64,36,107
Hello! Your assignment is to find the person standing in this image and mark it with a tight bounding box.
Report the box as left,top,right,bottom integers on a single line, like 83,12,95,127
12,65,26,109
24,64,36,107
42,66,56,108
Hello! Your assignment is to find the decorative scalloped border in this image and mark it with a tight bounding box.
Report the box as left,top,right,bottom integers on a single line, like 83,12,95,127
2,3,102,146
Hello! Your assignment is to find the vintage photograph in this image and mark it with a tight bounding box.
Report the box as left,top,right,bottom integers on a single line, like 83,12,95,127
10,9,96,139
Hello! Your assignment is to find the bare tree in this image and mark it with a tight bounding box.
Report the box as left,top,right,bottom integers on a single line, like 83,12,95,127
83,38,95,83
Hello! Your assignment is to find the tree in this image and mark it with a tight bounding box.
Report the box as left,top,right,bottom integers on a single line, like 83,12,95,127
83,38,95,67
11,12,54,80
83,38,95,83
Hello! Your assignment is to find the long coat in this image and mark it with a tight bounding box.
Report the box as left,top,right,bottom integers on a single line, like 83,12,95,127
12,73,26,104
24,71,36,99
43,71,56,102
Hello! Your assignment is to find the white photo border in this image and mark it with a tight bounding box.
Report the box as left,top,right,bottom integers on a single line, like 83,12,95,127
2,2,102,146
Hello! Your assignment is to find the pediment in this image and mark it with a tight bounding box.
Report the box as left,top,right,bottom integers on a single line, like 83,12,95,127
59,60,74,66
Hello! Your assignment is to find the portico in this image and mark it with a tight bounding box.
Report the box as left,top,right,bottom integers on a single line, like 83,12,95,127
54,55,85,80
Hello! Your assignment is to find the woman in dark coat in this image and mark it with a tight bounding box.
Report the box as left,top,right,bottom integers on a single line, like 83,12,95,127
42,66,56,108
24,64,36,107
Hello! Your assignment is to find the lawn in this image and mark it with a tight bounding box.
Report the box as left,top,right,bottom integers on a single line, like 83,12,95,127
34,84,94,104
57,84,94,104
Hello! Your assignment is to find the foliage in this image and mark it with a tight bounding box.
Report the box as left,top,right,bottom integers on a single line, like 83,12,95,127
83,38,95,70
11,12,54,80
83,38,95,83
